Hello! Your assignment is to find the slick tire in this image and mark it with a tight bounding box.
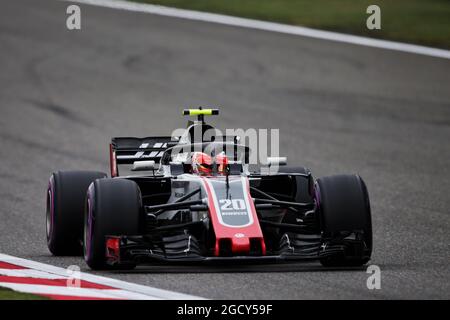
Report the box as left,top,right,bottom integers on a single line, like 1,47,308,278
316,174,372,267
84,178,143,270
46,171,107,256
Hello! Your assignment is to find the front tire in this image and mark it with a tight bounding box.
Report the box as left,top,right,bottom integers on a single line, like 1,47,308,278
46,171,107,256
316,174,372,267
84,178,143,270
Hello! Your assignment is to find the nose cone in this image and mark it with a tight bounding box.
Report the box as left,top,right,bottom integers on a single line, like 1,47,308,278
231,235,250,254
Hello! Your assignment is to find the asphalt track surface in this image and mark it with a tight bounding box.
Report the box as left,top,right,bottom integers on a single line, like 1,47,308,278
1,0,449,299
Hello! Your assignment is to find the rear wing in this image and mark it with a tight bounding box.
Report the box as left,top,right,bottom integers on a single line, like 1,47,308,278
110,137,177,177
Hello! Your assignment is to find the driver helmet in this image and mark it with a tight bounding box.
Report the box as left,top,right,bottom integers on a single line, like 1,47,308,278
191,152,213,175
215,152,229,175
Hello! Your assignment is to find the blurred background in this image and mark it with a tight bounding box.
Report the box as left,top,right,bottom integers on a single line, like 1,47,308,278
139,0,450,49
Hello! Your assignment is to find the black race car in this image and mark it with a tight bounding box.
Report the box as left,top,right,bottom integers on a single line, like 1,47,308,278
46,108,372,270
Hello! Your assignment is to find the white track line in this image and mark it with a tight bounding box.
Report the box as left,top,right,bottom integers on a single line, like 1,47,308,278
0,283,156,300
62,0,450,60
0,268,64,279
0,253,203,300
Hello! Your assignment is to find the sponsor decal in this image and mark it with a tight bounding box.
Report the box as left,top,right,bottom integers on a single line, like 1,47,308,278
204,178,254,228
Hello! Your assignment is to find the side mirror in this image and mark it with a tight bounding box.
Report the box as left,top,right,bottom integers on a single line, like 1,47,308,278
267,157,287,167
132,160,156,171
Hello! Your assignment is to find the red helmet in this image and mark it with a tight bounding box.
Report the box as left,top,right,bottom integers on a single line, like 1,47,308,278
215,153,229,175
191,152,229,175
191,152,213,175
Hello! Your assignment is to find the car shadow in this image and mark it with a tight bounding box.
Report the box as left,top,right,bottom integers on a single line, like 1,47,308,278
33,254,379,274
111,262,367,274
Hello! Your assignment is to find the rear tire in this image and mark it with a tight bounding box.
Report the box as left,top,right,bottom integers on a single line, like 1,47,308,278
46,171,107,256
84,178,143,270
316,174,372,267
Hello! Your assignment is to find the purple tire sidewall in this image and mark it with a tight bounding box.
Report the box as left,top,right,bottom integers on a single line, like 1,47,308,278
47,175,55,242
84,184,94,261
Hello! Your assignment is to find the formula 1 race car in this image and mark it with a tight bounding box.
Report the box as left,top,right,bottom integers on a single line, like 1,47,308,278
46,108,372,270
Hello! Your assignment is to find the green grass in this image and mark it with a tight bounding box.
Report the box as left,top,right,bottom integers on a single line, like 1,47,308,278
0,287,47,300
135,0,450,49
